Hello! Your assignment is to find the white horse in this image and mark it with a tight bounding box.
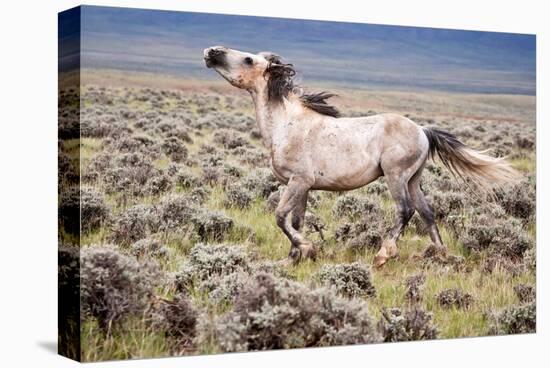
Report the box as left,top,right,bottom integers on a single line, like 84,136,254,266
204,46,518,267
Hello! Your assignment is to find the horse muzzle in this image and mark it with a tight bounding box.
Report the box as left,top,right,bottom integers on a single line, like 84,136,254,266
203,47,227,68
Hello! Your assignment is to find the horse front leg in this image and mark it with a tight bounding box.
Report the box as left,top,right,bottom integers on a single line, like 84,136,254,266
291,191,308,231
275,177,316,264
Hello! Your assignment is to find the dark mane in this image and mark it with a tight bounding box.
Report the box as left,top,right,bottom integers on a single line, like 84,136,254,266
264,59,296,102
263,54,340,118
299,92,340,118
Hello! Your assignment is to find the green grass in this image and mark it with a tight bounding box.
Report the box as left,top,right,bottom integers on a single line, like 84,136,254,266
81,175,536,359
511,155,536,173
75,83,536,361
81,319,170,362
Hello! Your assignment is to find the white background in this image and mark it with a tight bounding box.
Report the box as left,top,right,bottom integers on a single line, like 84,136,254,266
0,0,547,366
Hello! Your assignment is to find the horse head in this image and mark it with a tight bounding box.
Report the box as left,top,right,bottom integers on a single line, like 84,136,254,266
204,46,296,100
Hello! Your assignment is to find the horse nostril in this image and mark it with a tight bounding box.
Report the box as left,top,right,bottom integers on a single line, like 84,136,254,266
209,48,224,58
204,47,227,68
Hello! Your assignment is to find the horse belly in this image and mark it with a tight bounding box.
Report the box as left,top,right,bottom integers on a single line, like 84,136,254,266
311,150,381,190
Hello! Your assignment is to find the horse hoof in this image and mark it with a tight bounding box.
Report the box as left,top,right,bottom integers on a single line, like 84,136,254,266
298,241,318,261
374,243,397,268
285,242,318,265
373,255,389,268
381,240,398,258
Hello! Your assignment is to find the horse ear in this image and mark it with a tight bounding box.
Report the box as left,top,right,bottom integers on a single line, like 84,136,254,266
259,51,282,65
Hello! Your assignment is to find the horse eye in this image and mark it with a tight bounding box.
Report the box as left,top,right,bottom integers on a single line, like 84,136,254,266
244,57,253,65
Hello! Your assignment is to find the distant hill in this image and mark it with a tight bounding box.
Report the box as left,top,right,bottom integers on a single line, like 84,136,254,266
61,5,536,94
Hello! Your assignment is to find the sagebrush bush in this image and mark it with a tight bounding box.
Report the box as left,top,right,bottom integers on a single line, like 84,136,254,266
197,143,217,155
430,191,466,219
332,194,381,219
524,247,536,271
165,126,193,144
189,243,250,279
213,129,248,149
233,146,269,166
200,270,251,305
347,228,383,252
482,255,525,276
405,274,426,304
222,163,245,179
149,293,198,344
306,191,322,208
174,243,251,291
174,243,289,305
460,215,533,259
110,205,156,245
175,169,200,189
334,222,353,242
131,238,170,259
251,261,292,279
421,244,465,271
191,209,234,242
157,194,196,231
335,219,383,252
472,201,507,219
199,152,225,168
489,301,536,335
80,117,119,138
102,152,157,196
366,180,389,197
161,136,188,162
188,187,211,204
495,181,535,221
378,307,438,342
316,262,376,298
436,288,473,309
212,273,380,351
60,187,107,235
201,165,220,186
81,246,162,328
242,168,280,198
514,134,535,150
513,284,535,303
87,151,112,176
146,172,173,196
223,184,253,209
111,135,156,155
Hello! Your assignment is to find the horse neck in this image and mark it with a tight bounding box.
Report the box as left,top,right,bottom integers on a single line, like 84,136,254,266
250,88,295,147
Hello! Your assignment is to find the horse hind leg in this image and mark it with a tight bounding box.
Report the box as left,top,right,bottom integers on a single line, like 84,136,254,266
374,174,415,267
408,167,445,249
